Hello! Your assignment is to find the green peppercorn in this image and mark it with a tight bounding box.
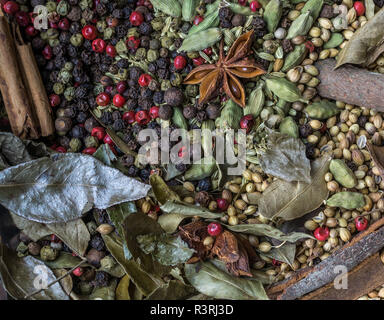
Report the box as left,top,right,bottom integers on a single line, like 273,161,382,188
57,0,69,16
53,83,65,95
64,87,75,101
151,18,164,31
69,138,82,152
103,27,114,40
46,1,57,12
70,34,84,46
185,84,198,97
46,28,59,40
148,79,160,91
79,0,92,10
161,36,173,49
58,69,72,84
170,73,183,86
116,40,128,54
40,246,59,261
159,47,168,58
48,39,60,47
187,51,200,59
64,62,74,71
161,80,172,91
16,242,28,257
117,68,128,81
135,48,147,60
147,49,159,62
84,136,99,149
149,39,160,50
96,20,107,33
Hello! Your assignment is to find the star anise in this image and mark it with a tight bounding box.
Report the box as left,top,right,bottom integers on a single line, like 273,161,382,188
183,30,266,107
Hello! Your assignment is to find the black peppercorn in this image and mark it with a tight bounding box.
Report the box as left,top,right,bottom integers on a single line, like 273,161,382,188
71,125,86,139
101,111,114,125
299,123,313,138
198,178,212,191
183,105,197,120
90,234,106,251
121,154,135,167
84,117,99,133
139,168,151,182
129,66,144,81
196,110,207,122
113,119,125,131
153,91,164,105
164,87,184,107
206,104,221,119
126,165,140,177
76,111,88,124
231,14,246,27
158,104,173,120
139,22,153,35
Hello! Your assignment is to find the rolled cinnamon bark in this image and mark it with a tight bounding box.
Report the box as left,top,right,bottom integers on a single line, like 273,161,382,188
0,16,39,139
14,27,54,137
316,59,384,111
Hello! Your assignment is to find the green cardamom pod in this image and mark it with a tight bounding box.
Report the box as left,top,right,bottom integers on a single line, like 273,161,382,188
286,11,314,39
304,100,340,120
244,85,265,118
257,52,275,61
178,28,222,52
150,0,182,17
215,99,243,130
188,10,219,35
182,0,199,22
263,0,282,33
172,107,188,130
329,159,357,188
228,3,254,15
326,192,365,210
206,0,220,15
265,77,308,103
281,44,308,72
279,116,299,138
301,0,324,20
323,33,344,49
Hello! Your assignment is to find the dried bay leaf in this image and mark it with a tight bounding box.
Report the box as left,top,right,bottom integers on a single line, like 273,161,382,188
0,153,150,223
160,201,223,219
149,174,181,205
146,280,195,300
137,234,195,266
227,224,314,243
116,275,130,300
185,261,268,300
89,278,118,300
158,212,186,233
93,144,117,166
184,156,217,181
163,163,183,181
53,269,73,296
367,142,384,178
0,132,32,168
0,244,69,300
43,252,86,269
259,153,331,221
259,131,311,183
336,7,384,68
260,242,296,267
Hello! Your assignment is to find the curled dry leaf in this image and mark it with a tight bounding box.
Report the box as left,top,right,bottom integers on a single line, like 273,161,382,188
116,275,130,300
149,174,181,205
367,142,384,178
0,153,150,223
260,243,297,267
335,7,384,68
258,153,331,221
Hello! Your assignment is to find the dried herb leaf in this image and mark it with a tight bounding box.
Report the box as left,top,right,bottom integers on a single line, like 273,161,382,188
227,224,314,243
146,280,196,300
259,153,331,221
116,275,130,300
149,174,181,205
43,252,86,269
184,261,268,300
336,7,384,68
260,242,296,267
367,142,384,178
158,212,187,233
89,278,118,300
0,132,32,168
137,233,195,266
93,144,117,166
160,201,223,219
259,131,311,183
0,244,69,300
163,163,183,181
53,269,73,296
184,156,217,181
0,153,150,223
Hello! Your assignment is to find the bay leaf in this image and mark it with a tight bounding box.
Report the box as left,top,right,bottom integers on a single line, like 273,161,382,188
158,212,186,233
335,7,384,68
184,156,217,181
10,212,51,242
259,153,331,221
137,234,195,266
226,224,314,243
0,244,69,300
184,261,268,300
53,269,73,296
163,163,183,181
0,153,150,223
89,278,117,300
0,132,32,168
116,275,130,300
149,174,181,205
146,280,195,300
260,242,296,267
43,252,86,269
93,144,117,166
106,128,137,157
160,201,223,219
259,131,311,183
101,232,162,296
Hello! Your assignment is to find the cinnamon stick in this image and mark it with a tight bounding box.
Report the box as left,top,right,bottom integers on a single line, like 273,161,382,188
13,26,54,137
0,13,39,139
316,59,384,111
267,217,384,300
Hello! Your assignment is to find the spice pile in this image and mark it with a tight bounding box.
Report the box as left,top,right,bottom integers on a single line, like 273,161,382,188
1,0,384,300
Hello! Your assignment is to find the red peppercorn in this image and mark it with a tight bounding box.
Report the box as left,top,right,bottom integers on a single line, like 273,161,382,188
354,1,365,16
49,94,60,107
272,259,281,266
49,20,58,29
135,110,150,125
174,55,187,70
130,11,144,26
72,267,84,277
91,127,106,141
82,25,97,40
216,198,229,211
314,226,330,241
58,18,70,30
122,111,136,124
55,146,67,153
3,1,19,15
249,0,261,11
355,216,368,231
96,92,110,106
116,81,128,94
192,57,205,66
106,44,117,57
82,147,97,155
239,114,254,133
50,234,60,242
149,106,159,119
207,222,223,237
106,16,119,28
193,15,204,25
138,74,152,87
113,94,126,107
15,11,30,27
178,146,187,158
103,134,114,146
105,86,114,95
92,38,106,53
238,0,247,5
305,40,315,53
42,45,53,60
25,25,38,37
203,47,213,56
